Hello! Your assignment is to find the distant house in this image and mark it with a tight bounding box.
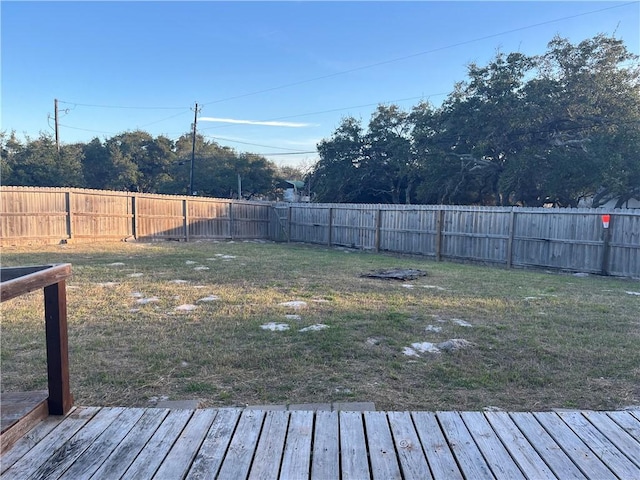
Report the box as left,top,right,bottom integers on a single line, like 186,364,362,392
283,180,310,202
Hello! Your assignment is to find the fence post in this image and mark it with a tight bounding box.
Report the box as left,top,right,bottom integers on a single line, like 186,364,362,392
65,191,73,241
183,198,189,242
435,209,443,261
229,202,234,240
328,207,333,247
506,208,516,268
375,208,382,252
287,206,292,243
601,214,612,276
131,195,138,239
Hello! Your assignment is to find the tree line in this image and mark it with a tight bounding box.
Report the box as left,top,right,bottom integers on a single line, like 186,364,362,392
0,130,305,199
308,35,640,207
2,34,638,207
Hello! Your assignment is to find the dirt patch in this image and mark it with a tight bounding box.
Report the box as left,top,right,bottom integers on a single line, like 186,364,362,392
361,268,428,281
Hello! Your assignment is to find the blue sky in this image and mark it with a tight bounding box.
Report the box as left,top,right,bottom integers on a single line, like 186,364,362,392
2,1,639,168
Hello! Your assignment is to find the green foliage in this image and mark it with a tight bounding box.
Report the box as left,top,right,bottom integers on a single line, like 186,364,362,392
1,130,279,199
310,34,640,206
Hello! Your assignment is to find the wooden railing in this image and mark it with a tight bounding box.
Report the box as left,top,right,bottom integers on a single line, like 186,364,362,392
0,264,73,415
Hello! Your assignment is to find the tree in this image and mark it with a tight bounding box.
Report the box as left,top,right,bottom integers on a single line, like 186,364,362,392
104,130,175,192
362,105,416,204
310,117,369,202
2,132,84,187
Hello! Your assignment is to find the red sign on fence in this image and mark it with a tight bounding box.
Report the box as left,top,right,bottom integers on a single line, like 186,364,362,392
602,214,611,229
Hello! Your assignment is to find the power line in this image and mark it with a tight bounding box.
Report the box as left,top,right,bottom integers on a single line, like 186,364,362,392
57,100,187,110
200,2,637,107
198,93,448,132
205,134,312,152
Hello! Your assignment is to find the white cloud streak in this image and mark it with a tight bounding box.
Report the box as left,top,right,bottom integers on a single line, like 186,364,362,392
199,117,312,128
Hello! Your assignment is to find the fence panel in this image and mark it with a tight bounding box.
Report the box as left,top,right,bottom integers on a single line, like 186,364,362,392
608,212,640,277
442,207,511,264
2,187,638,277
0,188,68,242
70,191,133,239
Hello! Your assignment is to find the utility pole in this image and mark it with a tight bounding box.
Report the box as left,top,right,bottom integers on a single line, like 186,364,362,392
189,102,200,196
54,98,60,152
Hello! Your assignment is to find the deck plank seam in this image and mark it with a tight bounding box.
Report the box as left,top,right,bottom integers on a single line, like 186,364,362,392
408,410,436,480
555,411,621,479
434,411,467,479
478,411,529,479
534,411,615,480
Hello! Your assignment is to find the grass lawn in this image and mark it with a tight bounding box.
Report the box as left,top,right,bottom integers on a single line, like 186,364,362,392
1,240,639,412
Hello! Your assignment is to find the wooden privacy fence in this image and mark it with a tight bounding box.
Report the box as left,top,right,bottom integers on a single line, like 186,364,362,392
273,204,640,278
0,187,272,243
2,187,639,277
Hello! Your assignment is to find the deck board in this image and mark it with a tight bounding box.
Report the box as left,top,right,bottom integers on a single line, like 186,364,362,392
1,406,637,479
534,411,617,479
484,411,557,480
436,411,494,479
310,410,339,480
363,411,402,480
460,411,526,479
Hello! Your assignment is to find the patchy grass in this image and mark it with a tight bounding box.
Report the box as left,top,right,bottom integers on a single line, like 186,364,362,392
1,240,638,411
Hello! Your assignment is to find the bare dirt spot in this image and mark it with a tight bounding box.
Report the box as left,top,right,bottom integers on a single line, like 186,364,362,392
362,268,428,281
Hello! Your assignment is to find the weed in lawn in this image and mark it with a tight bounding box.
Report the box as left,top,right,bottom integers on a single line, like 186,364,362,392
1,241,638,411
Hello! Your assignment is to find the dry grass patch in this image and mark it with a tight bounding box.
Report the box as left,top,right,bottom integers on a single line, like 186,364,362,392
1,240,639,411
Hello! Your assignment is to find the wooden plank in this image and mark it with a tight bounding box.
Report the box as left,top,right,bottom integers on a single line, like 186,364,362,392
58,408,146,480
509,412,586,480
339,411,370,480
123,409,194,478
386,411,431,480
0,407,71,474
363,411,402,480
186,408,242,480
436,411,493,479
484,411,556,480
606,411,640,442
311,410,339,480
533,412,616,479
153,409,218,479
247,410,289,480
5,406,122,480
89,408,170,479
557,411,640,479
1,390,48,439
0,264,71,302
460,411,525,479
0,407,98,479
411,411,463,480
216,409,265,480
583,411,640,468
279,410,314,480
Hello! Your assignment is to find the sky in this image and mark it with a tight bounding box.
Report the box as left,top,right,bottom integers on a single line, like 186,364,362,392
2,1,639,169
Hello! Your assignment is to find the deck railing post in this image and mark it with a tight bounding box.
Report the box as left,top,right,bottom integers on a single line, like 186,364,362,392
44,280,73,415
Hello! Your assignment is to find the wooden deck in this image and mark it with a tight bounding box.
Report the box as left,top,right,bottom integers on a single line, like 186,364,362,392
1,406,638,479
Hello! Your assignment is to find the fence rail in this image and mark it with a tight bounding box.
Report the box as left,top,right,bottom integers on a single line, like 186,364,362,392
2,187,638,277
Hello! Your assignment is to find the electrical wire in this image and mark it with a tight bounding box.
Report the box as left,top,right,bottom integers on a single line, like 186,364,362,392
200,2,637,106
57,100,187,110
204,134,313,152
